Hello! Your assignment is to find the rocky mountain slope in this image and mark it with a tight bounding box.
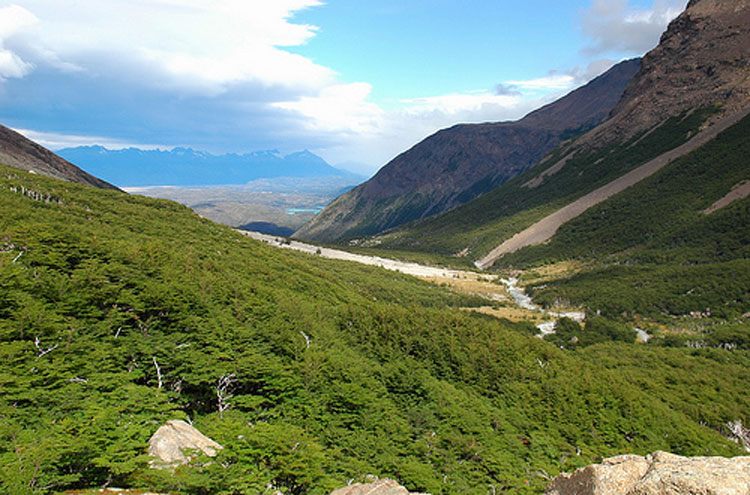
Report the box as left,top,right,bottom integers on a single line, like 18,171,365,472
371,0,749,264
295,59,641,242
0,125,119,190
592,0,750,145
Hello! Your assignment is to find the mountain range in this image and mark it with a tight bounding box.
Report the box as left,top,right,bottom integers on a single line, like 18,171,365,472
56,146,362,187
358,0,750,266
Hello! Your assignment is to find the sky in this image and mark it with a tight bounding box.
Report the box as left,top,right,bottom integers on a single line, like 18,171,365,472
0,0,688,176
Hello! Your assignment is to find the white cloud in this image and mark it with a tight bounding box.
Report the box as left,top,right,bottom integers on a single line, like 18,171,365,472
581,0,688,55
12,128,171,151
0,5,37,80
4,0,331,94
273,82,385,134
400,91,521,115
505,75,576,92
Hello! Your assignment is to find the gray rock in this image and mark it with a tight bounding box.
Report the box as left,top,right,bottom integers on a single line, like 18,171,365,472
330,479,428,495
148,420,222,468
546,451,750,495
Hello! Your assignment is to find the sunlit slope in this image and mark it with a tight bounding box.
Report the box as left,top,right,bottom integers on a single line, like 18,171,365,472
0,164,748,495
498,112,750,323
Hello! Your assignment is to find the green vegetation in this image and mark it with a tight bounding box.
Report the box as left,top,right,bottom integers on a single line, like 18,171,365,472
375,108,717,258
1,163,748,495
502,113,750,332
544,317,636,349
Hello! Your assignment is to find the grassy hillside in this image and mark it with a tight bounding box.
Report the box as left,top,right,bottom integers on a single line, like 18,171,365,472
1,164,748,495
498,113,750,330
374,108,717,258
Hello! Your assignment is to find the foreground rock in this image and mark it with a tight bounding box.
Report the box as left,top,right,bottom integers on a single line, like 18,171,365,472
331,478,428,495
546,451,750,495
148,420,222,468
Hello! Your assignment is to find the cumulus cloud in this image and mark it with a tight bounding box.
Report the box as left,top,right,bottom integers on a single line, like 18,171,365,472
581,0,688,55
0,5,37,81
3,0,331,94
495,83,522,97
400,90,521,115
273,83,385,134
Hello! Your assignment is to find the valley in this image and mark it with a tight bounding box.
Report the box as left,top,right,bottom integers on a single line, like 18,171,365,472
0,0,749,493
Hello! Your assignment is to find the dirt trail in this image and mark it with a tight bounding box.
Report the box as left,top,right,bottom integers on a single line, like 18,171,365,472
476,108,750,269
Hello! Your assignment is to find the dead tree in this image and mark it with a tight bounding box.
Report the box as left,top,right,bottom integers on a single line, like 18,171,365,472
34,336,58,359
152,356,163,389
215,373,237,419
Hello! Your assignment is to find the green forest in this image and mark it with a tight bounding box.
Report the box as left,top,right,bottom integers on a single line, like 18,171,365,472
1,157,749,495
499,113,750,348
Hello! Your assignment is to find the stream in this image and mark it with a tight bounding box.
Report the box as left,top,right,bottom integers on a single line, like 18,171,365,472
501,277,585,336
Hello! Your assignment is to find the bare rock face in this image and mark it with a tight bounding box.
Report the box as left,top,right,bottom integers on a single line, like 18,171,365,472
591,0,750,146
546,451,750,495
546,455,650,495
330,479,428,495
147,420,222,468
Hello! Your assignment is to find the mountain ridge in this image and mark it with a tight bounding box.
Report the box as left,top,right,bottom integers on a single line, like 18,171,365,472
0,125,119,191
367,0,749,263
295,59,641,242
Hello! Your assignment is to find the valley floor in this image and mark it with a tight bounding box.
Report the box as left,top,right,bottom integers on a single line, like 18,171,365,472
239,230,584,328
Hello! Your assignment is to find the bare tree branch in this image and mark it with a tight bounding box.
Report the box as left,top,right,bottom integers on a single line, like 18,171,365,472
215,373,237,419
34,336,58,359
152,356,163,389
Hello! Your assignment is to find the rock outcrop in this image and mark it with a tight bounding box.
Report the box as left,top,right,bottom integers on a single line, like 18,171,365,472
147,420,223,468
331,479,428,495
546,451,750,495
584,0,750,147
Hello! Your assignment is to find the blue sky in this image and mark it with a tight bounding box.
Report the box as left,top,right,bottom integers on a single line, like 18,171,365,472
0,0,687,175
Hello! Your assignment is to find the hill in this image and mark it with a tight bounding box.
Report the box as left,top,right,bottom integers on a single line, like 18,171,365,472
370,0,749,263
1,163,748,495
57,146,362,187
295,59,641,242
0,125,119,191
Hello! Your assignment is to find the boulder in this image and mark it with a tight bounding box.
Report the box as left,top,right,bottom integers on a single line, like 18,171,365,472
147,419,222,468
330,478,428,495
631,451,750,495
546,451,750,495
546,455,649,495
